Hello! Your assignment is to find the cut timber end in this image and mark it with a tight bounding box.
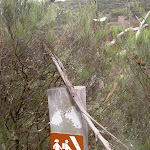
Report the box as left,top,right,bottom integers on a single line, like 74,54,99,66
47,86,88,150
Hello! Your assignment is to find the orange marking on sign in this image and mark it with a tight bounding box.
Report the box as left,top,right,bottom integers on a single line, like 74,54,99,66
50,133,84,150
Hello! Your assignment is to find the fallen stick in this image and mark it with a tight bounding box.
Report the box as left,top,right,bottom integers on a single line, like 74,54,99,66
136,11,150,39
107,24,149,47
135,15,141,23
103,80,119,105
43,43,129,150
107,27,132,46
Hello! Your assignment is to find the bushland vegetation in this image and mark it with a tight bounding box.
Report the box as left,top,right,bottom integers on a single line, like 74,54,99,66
0,0,150,149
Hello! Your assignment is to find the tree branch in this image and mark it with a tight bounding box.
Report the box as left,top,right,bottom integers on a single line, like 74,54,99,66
107,24,149,47
43,43,129,150
136,11,150,39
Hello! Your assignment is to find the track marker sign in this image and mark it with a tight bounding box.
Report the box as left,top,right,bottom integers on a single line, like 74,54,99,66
50,133,84,150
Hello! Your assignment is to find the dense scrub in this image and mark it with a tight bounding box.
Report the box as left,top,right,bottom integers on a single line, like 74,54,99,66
0,0,150,149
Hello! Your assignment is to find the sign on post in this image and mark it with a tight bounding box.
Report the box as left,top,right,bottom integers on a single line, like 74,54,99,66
51,133,83,150
47,86,88,150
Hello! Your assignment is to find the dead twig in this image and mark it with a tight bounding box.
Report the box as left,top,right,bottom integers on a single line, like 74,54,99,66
43,43,129,150
136,10,150,39
107,24,149,47
103,80,119,105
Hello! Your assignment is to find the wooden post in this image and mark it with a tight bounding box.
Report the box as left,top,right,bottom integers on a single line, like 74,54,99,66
47,86,88,150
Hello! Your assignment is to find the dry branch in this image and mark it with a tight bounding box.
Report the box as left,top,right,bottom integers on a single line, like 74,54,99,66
136,11,150,39
135,15,141,23
108,27,132,46
107,11,150,46
107,24,149,46
103,80,119,104
43,43,129,150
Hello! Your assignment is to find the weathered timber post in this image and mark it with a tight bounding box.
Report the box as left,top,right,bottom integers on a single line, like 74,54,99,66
47,86,88,150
